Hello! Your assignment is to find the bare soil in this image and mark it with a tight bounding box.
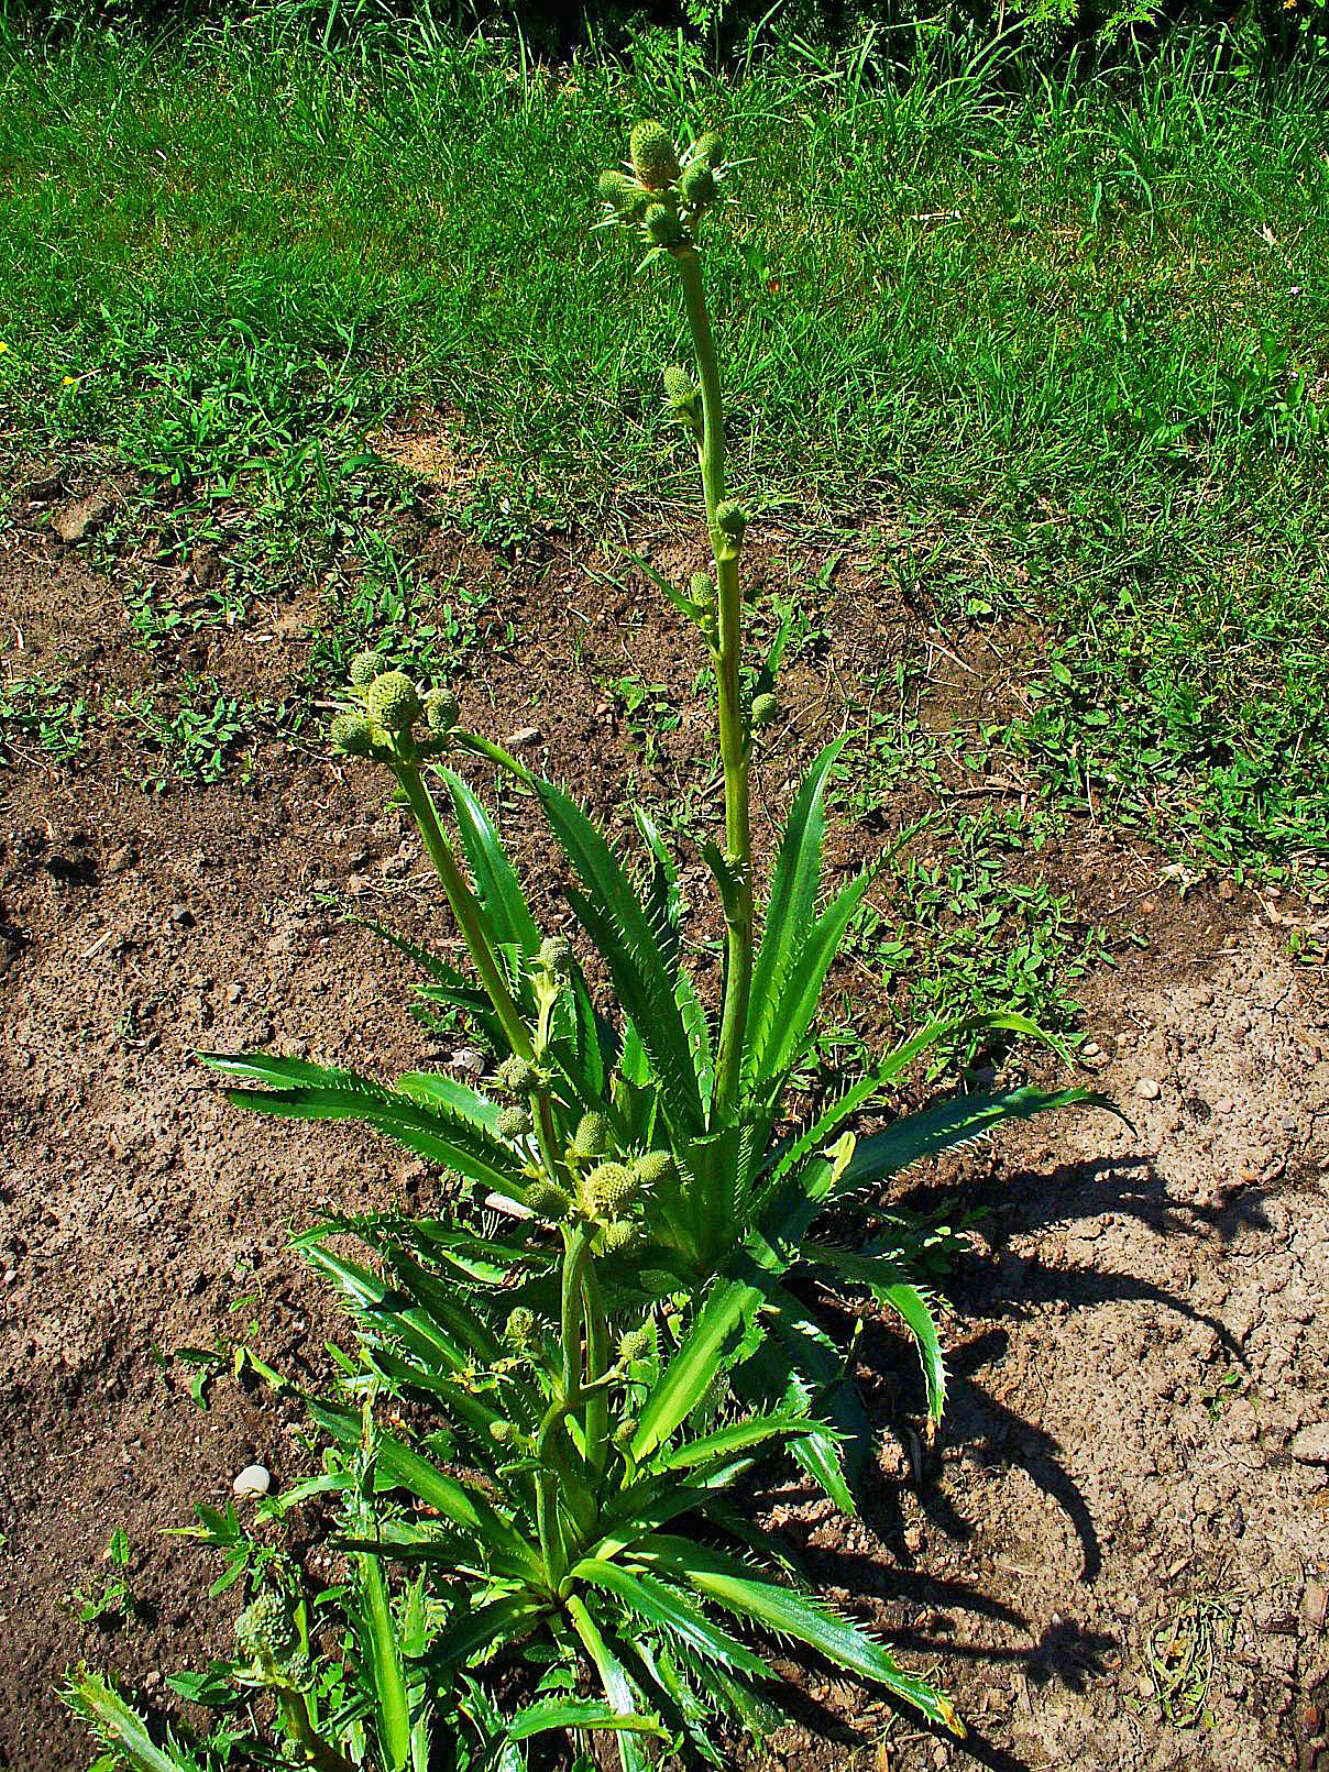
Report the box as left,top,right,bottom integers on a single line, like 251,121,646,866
1,489,1326,1771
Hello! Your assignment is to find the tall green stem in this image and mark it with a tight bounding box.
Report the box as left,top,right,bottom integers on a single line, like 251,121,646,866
580,1252,610,1477
676,248,753,1120
397,763,533,1062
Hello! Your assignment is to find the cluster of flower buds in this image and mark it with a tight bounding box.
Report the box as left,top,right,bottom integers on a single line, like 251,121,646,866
329,651,460,766
597,121,725,259
234,1592,313,1692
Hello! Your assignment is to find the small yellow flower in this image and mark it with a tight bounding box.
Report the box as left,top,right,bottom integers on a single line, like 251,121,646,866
61,375,76,386
0,341,8,354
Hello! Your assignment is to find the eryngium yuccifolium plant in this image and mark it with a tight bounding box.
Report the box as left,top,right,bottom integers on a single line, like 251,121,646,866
202,113,1111,1762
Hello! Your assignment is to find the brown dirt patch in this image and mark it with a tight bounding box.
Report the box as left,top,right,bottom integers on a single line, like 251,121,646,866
1,505,1326,1770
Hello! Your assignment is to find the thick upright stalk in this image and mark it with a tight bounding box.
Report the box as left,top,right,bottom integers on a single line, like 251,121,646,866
397,763,533,1062
537,1226,595,1587
580,1253,610,1477
676,249,753,1119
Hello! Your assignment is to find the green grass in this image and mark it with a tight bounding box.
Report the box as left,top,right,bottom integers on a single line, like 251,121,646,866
0,9,1326,891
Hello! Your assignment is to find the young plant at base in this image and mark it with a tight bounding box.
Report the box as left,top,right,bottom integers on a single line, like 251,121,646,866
209,120,1105,1513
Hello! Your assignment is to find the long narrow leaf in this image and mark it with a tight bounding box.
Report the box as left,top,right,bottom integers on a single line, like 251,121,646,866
632,1273,765,1461
837,1085,1113,1194
642,1538,963,1735
537,781,703,1134
443,772,542,960
573,1559,771,1678
358,1551,412,1772
62,1672,197,1772
201,1053,525,1195
749,866,875,1090
744,740,844,1084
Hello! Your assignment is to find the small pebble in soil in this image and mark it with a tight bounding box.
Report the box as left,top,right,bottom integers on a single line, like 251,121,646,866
505,727,543,749
1290,1424,1329,1465
1082,1040,1102,1058
1135,1077,1162,1100
232,1463,271,1498
170,904,195,928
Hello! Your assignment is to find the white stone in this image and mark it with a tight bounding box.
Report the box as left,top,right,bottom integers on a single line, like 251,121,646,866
1135,1077,1161,1101
233,1463,271,1498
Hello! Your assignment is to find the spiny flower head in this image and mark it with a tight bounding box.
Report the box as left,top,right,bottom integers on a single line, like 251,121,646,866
690,571,716,605
424,687,460,733
582,1161,638,1219
525,1180,572,1220
538,934,572,975
630,120,680,190
691,131,724,170
282,1651,314,1692
236,1591,297,1665
495,1054,539,1095
662,365,700,417
330,712,377,759
488,1418,515,1445
366,670,421,734
679,161,717,209
504,1305,537,1347
495,1104,533,1140
715,500,747,543
598,168,649,220
618,1324,653,1364
348,649,380,688
644,204,686,249
597,1218,639,1255
571,1110,610,1160
751,692,779,728
632,1149,676,1191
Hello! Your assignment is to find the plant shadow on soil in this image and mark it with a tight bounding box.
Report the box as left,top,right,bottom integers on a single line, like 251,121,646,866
1,499,1327,1771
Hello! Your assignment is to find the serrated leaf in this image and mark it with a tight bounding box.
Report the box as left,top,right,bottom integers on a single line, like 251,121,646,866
443,771,542,962
572,1560,770,1678
744,740,844,1084
358,1550,412,1772
641,1537,963,1735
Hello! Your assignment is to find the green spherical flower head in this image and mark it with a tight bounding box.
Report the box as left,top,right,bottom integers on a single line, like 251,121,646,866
631,1149,676,1191
690,571,715,604
644,204,685,249
496,1054,539,1095
751,692,779,728
488,1418,514,1445
496,1104,533,1140
504,1305,536,1347
330,712,375,759
680,161,717,208
693,131,723,169
618,1324,653,1364
597,1218,638,1255
630,120,680,190
539,934,572,975
598,168,639,212
571,1110,610,1160
715,501,747,543
281,1650,314,1692
525,1180,572,1220
366,670,422,734
662,365,700,415
236,1592,297,1665
583,1161,638,1219
614,1416,639,1446
348,649,380,689
424,687,460,733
